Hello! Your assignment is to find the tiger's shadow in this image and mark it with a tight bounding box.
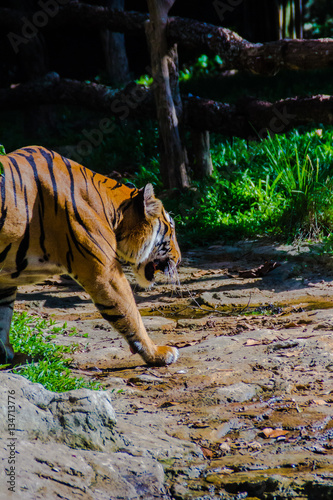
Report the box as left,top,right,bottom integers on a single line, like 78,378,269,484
15,276,90,311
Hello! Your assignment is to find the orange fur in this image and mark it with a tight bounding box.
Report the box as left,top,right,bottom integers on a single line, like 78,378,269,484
0,146,180,366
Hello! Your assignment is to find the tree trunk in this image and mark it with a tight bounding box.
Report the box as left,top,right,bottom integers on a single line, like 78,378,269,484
145,0,189,190
100,0,130,85
190,130,213,179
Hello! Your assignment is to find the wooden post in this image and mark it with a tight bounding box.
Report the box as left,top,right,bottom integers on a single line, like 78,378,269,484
191,130,213,179
145,0,189,190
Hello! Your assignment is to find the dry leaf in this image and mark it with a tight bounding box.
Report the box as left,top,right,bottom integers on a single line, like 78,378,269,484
238,261,281,278
244,339,261,346
192,270,208,278
262,428,289,439
279,350,300,357
192,269,224,278
201,446,214,458
312,399,328,406
189,421,209,429
169,340,198,348
159,401,181,408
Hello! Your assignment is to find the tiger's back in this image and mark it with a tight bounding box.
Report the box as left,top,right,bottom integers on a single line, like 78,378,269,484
0,146,181,366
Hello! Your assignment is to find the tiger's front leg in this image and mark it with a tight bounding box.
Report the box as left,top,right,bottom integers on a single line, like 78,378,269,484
84,265,178,366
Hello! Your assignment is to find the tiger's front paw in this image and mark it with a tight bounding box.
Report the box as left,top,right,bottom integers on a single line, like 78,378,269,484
148,345,179,366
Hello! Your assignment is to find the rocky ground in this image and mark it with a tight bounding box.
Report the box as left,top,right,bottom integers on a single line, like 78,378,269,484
8,240,333,498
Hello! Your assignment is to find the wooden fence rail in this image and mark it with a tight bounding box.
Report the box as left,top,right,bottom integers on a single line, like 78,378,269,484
1,2,332,188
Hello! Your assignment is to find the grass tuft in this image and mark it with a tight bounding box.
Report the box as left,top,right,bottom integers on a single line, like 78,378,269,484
1,312,102,392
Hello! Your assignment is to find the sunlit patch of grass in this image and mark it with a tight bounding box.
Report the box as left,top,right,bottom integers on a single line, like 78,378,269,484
163,127,333,247
1,312,102,392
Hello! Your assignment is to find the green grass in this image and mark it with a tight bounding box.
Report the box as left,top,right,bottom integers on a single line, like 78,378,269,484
161,127,333,247
2,60,333,247
2,312,102,392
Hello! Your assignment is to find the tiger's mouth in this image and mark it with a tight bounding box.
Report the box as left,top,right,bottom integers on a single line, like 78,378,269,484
144,259,170,282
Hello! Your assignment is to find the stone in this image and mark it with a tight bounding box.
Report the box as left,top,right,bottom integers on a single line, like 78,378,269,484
0,373,119,452
0,439,169,500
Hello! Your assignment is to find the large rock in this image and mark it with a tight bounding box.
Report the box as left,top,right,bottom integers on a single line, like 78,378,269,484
0,438,169,500
0,373,202,499
0,373,201,460
0,373,119,452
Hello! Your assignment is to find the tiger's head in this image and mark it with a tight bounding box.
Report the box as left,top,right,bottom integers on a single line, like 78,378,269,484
116,184,181,288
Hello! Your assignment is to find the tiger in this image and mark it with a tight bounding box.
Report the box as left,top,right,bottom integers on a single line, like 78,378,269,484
0,145,181,367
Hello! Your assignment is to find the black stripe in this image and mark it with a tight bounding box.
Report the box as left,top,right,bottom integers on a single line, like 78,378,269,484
11,186,29,279
46,148,55,159
62,157,110,261
63,156,84,225
64,202,104,265
7,157,23,191
66,234,73,274
94,303,110,311
161,221,168,238
94,302,117,311
0,172,7,232
40,148,58,215
156,219,162,237
0,287,16,301
118,199,132,214
100,313,126,323
91,176,111,227
80,167,89,194
64,160,100,238
0,243,11,263
65,203,86,260
16,151,44,216
8,164,17,207
112,211,118,228
0,300,14,308
23,147,38,154
38,205,47,257
97,230,116,255
110,181,123,191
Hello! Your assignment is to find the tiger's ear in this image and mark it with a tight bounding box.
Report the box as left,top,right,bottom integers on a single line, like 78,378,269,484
137,184,162,219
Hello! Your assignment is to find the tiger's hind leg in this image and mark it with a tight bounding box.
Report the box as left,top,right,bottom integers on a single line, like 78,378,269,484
0,287,30,366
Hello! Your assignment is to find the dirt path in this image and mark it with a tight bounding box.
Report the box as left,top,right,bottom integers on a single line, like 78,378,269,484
15,241,333,499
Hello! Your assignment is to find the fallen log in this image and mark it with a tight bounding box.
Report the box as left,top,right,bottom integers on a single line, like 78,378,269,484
1,73,332,139
2,4,333,74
